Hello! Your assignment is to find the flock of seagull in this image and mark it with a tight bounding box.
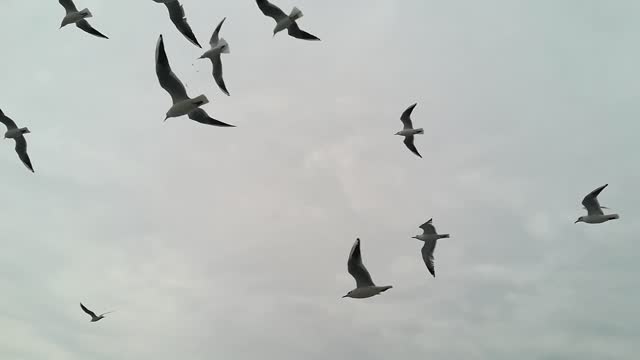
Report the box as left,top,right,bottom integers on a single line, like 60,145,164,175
1,0,622,322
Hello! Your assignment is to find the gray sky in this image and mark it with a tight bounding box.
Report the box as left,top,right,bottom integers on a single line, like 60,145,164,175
1,0,639,359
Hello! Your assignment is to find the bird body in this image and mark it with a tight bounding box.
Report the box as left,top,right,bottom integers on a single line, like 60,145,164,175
58,0,108,38
575,184,619,224
60,8,92,27
166,95,209,119
343,238,392,299
198,18,231,96
396,128,424,137
412,219,450,278
273,7,304,35
0,109,34,172
255,0,320,41
396,103,423,158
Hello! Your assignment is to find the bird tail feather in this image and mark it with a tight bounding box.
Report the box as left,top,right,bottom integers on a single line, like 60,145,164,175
80,8,93,19
218,39,230,54
192,94,209,106
289,7,304,21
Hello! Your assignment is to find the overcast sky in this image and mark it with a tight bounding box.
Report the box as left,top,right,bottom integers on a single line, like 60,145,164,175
1,0,639,359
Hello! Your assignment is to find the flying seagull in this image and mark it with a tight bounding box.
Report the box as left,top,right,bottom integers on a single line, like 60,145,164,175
395,103,424,158
58,0,108,39
0,109,34,173
575,184,619,224
155,35,234,127
198,18,231,96
80,302,114,322
412,219,450,278
255,0,320,41
152,0,201,48
342,238,392,299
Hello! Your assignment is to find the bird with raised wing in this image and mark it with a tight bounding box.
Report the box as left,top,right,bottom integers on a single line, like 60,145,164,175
575,184,619,224
0,109,34,173
80,302,114,322
152,0,201,48
58,0,108,39
342,238,392,299
155,35,234,127
198,18,231,96
412,218,450,278
395,103,423,158
255,0,320,41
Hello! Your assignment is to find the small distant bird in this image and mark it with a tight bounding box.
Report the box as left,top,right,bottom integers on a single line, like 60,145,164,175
575,184,619,224
395,103,423,158
198,18,231,96
255,0,320,41
155,35,234,127
80,302,114,322
152,0,201,48
343,238,392,299
412,219,450,278
58,0,108,39
0,109,34,173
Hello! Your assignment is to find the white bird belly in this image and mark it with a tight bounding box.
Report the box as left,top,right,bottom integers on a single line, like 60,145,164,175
168,100,200,118
274,19,293,34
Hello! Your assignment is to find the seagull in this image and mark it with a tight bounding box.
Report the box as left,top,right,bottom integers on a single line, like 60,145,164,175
0,109,34,173
80,302,114,322
342,238,392,299
152,0,201,48
575,184,619,224
412,219,450,278
198,18,231,96
395,103,424,158
155,35,234,127
58,0,108,39
255,0,320,41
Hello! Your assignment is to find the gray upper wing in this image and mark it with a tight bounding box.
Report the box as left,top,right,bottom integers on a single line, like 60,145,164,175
582,184,607,216
210,17,226,46
188,108,235,127
403,136,422,158
211,55,229,96
287,23,320,41
421,240,437,277
255,0,287,22
347,238,375,288
400,103,417,129
165,1,201,48
14,136,33,173
59,0,78,14
76,20,109,39
155,35,189,104
0,109,18,130
419,218,436,235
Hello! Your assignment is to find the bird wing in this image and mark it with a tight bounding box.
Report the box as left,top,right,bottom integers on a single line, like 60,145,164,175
400,103,417,129
80,303,97,318
188,108,235,127
59,0,78,14
287,23,320,41
76,20,109,39
211,55,230,96
421,240,437,277
255,0,287,22
419,218,436,235
403,136,422,158
582,184,607,216
155,35,189,104
14,136,34,173
347,238,375,288
165,1,201,48
209,17,226,47
0,109,18,130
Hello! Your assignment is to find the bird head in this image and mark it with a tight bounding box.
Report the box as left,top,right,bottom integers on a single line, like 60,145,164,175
342,292,352,299
574,217,584,224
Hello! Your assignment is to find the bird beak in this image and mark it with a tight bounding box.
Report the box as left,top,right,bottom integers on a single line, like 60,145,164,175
164,115,169,122
341,295,348,298
574,219,580,224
